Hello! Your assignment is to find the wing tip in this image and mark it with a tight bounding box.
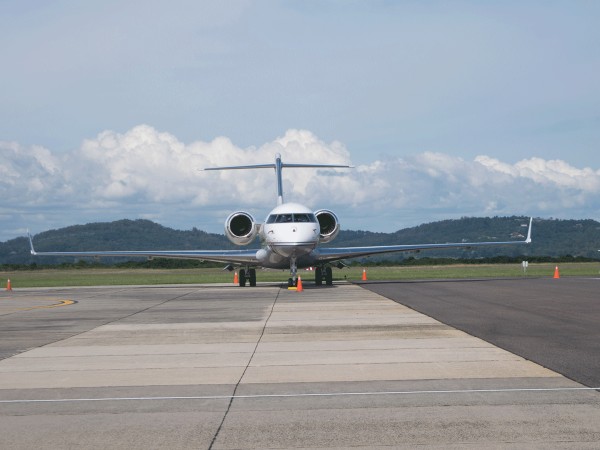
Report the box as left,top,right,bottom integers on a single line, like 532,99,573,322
525,217,533,244
27,230,37,255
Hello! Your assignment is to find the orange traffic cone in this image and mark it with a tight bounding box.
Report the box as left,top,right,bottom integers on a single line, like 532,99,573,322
297,276,303,292
5,279,12,291
553,266,560,279
233,272,239,284
362,269,367,281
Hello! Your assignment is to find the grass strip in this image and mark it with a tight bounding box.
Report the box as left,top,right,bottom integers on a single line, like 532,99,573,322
1,263,599,288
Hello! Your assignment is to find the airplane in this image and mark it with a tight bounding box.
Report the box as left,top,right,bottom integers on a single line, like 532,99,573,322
28,153,533,287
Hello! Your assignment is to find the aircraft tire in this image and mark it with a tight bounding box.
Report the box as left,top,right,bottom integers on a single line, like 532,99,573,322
325,266,333,285
315,267,322,286
249,268,257,287
239,269,247,287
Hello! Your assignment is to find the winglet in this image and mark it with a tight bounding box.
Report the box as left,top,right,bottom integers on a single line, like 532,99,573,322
525,217,533,244
27,230,37,255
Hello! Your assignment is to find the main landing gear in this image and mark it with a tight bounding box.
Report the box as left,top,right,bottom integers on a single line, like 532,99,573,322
236,263,333,288
238,268,256,287
314,266,333,286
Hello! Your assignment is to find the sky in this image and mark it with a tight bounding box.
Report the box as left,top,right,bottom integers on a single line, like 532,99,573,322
1,1,600,242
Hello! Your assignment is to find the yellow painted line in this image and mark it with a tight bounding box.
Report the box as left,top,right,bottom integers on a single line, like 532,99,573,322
10,299,76,312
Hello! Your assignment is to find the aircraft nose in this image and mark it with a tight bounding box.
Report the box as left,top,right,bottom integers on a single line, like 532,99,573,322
297,224,318,239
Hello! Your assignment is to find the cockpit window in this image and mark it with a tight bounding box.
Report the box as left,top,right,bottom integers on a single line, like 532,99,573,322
266,213,317,224
293,213,311,222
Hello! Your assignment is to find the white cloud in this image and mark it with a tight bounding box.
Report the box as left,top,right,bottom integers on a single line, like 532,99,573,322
2,126,600,241
476,155,600,190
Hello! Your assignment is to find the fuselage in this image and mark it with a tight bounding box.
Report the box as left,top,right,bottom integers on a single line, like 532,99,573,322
256,202,321,269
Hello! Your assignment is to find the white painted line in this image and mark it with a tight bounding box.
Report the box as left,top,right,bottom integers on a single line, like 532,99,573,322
1,386,598,404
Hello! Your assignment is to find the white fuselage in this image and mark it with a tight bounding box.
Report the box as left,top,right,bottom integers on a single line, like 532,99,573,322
255,202,321,269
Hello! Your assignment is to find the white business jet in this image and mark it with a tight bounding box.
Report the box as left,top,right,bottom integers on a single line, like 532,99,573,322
29,153,532,287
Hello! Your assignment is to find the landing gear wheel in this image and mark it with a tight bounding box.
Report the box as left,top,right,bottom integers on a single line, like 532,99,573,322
249,268,257,287
325,267,333,286
239,269,247,287
315,267,322,286
288,278,295,288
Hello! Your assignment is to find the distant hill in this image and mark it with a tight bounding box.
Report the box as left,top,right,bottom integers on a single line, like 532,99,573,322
1,216,599,265
0,219,234,265
330,216,600,260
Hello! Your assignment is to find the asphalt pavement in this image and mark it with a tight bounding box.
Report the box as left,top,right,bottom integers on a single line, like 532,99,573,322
360,277,600,387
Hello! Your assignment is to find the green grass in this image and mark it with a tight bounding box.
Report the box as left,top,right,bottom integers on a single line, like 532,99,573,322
2,263,599,288
348,263,600,280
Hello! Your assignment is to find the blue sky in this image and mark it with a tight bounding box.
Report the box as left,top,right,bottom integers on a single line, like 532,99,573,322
1,1,600,242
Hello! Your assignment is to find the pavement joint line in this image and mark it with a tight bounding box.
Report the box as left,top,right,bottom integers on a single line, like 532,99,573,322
208,285,282,450
2,386,599,404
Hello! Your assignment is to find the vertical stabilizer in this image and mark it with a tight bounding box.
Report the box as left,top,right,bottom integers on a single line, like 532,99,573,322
275,153,284,205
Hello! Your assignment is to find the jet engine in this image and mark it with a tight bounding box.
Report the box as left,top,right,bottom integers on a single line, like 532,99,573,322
225,212,259,246
314,209,340,243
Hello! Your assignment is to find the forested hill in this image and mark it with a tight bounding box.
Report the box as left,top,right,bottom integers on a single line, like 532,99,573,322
332,217,600,260
0,220,235,265
1,217,599,265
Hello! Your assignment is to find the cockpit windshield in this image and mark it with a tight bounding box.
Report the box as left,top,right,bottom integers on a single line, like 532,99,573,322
266,213,317,224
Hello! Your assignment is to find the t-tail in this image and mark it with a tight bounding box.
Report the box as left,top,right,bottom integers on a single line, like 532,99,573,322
204,153,352,205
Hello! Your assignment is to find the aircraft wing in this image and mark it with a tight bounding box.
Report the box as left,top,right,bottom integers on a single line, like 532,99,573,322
28,235,259,265
315,217,533,263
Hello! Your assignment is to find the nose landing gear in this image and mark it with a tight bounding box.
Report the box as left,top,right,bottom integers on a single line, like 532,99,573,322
288,257,298,287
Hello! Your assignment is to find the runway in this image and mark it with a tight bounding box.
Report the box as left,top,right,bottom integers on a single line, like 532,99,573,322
1,280,599,449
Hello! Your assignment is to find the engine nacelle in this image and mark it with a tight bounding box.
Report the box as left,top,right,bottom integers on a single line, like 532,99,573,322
314,209,340,244
225,211,259,246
